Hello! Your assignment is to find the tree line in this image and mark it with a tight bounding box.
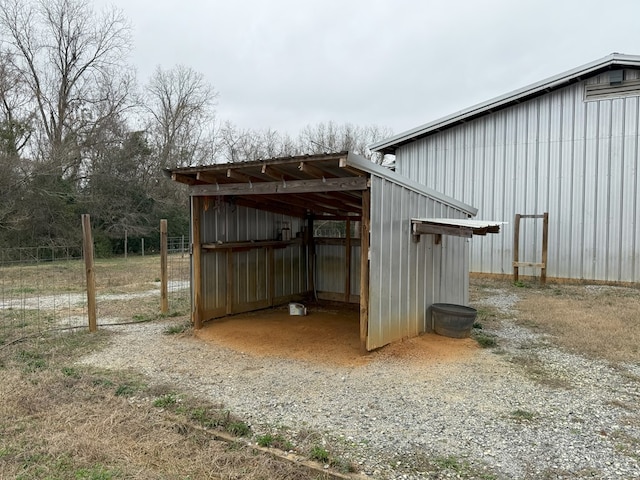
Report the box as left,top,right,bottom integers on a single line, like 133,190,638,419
0,0,392,253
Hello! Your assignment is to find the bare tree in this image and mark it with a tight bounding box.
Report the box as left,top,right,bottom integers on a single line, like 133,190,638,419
297,121,393,163
0,51,33,238
0,0,132,176
144,64,217,168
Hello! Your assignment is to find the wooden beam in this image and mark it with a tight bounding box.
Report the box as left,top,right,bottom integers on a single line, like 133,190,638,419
227,168,253,182
338,156,365,176
172,172,200,185
541,212,549,285
412,222,473,238
196,171,223,184
192,196,203,329
513,261,545,268
313,191,363,210
190,176,368,196
229,196,308,218
359,188,370,353
298,161,335,179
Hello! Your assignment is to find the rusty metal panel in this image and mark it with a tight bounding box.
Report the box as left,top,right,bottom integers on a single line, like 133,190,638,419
396,73,640,283
367,176,470,350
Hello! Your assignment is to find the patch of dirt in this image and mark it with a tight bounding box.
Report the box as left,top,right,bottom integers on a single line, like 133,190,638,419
195,302,479,368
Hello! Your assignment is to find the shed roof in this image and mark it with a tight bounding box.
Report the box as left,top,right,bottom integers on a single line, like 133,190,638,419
167,151,476,218
371,53,640,154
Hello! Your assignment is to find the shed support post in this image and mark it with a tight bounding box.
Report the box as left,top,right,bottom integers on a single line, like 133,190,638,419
359,189,370,352
192,196,203,329
160,219,168,314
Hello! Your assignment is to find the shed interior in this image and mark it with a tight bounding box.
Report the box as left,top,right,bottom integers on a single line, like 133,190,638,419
169,152,371,347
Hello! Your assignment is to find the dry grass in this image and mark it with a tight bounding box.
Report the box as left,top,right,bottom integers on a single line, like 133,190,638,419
471,278,640,364
0,254,189,296
0,331,331,480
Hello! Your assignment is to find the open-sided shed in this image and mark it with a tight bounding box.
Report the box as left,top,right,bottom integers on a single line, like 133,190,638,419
169,152,499,351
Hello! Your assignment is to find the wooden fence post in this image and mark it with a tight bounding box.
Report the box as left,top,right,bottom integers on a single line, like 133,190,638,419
160,219,168,314
81,214,97,332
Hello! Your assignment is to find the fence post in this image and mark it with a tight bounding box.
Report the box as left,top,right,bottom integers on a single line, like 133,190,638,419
141,238,145,257
81,214,97,332
160,219,168,313
124,229,128,260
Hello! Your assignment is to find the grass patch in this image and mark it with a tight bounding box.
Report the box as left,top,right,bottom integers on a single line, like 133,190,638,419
513,282,640,364
405,451,498,479
163,323,190,335
256,433,293,451
309,445,330,463
0,328,321,479
153,393,178,408
473,331,498,348
510,409,536,422
510,353,572,389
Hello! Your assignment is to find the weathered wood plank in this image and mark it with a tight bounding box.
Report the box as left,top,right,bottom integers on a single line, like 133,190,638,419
160,219,168,314
360,188,370,352
81,214,97,333
190,176,368,196
412,223,473,238
192,197,203,329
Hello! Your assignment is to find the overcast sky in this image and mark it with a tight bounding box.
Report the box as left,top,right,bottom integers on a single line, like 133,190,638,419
100,0,640,138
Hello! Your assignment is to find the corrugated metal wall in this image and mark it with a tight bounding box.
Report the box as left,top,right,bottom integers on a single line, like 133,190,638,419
315,243,361,300
197,200,306,317
396,70,640,282
367,175,469,350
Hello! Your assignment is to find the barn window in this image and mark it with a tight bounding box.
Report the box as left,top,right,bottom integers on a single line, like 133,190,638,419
585,71,640,101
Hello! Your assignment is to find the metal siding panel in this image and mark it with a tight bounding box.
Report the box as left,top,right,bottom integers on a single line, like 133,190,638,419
367,176,383,347
621,96,640,281
316,244,346,294
395,77,640,283
202,251,225,311
367,175,470,350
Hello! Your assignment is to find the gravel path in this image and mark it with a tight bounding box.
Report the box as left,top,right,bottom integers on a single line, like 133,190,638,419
77,289,640,479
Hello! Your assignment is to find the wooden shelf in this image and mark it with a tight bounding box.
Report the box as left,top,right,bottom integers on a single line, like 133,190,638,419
202,238,303,251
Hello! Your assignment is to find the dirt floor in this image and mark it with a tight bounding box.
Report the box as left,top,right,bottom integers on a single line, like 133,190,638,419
195,301,480,367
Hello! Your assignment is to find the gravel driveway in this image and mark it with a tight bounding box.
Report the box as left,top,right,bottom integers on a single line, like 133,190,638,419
78,287,640,479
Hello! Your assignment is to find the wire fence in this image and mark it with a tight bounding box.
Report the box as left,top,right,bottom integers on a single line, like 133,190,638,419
0,238,190,343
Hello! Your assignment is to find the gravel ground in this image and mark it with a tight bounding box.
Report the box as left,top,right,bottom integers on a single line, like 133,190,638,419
78,288,640,479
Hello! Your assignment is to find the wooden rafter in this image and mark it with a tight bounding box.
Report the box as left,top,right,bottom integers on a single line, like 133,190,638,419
227,195,308,218
298,161,337,179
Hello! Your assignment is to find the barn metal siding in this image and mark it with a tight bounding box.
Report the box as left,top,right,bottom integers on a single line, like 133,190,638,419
396,72,640,282
198,201,306,315
367,175,470,350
